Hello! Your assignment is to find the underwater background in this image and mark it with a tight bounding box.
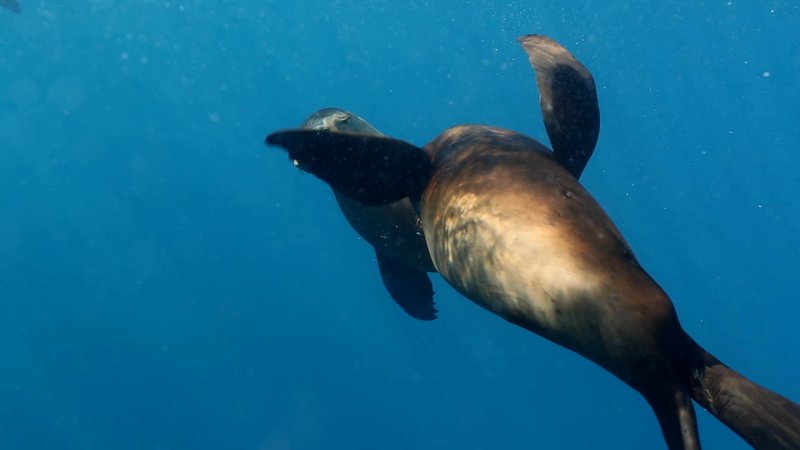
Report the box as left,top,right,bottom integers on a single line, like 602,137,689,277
1,1,799,449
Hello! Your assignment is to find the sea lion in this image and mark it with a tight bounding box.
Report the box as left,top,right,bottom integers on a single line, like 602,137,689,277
300,108,437,320
1,0,21,14
266,35,800,449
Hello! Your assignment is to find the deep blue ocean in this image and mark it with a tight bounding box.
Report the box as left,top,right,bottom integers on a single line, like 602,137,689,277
1,2,799,449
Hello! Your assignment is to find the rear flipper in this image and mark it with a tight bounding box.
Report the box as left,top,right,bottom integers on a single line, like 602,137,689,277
687,340,800,449
643,380,702,450
375,250,436,321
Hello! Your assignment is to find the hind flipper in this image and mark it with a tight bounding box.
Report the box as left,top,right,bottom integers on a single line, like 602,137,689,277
375,249,436,321
687,340,800,449
266,130,432,206
644,381,702,450
519,35,600,179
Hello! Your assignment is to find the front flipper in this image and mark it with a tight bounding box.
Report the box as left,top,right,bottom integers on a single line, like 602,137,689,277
519,35,600,179
375,250,437,321
266,130,432,206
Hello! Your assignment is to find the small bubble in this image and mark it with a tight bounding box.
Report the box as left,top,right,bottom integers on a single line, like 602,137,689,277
120,52,129,60
140,56,149,64
762,71,771,78
209,112,221,122
481,58,490,66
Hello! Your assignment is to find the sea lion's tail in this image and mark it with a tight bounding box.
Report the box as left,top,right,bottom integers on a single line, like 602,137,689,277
685,338,800,449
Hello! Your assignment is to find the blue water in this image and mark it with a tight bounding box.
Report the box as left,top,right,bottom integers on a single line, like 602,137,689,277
1,2,799,449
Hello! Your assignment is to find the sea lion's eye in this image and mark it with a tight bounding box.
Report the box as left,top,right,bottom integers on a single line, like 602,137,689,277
333,111,351,123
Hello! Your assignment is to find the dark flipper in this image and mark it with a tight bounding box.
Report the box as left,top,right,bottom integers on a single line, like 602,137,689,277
643,380,701,450
686,338,800,449
266,130,432,206
375,249,436,321
1,0,21,13
519,35,600,179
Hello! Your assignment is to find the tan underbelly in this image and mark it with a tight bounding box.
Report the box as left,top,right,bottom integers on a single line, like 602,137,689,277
422,177,675,375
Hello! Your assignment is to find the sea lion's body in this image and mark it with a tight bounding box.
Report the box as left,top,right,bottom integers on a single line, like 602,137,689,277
422,125,675,380
267,35,800,449
420,126,700,447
